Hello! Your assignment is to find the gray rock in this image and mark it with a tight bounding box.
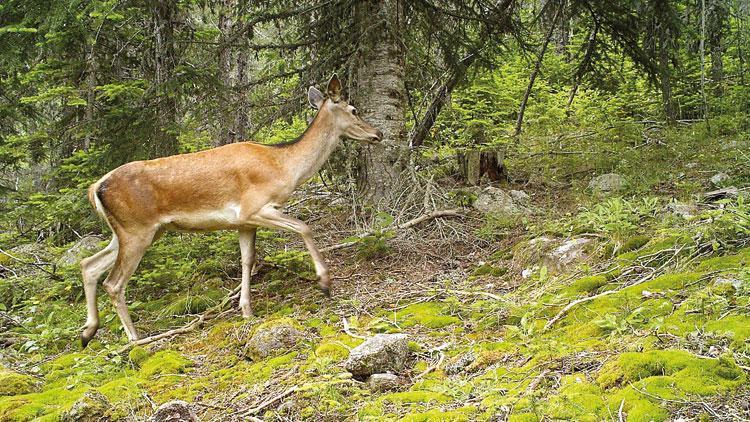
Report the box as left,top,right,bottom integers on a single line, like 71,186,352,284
445,352,476,375
714,277,742,290
546,238,592,270
149,400,198,422
473,186,530,215
509,190,530,205
367,373,401,391
710,172,730,186
345,334,410,377
588,173,627,193
58,236,103,266
61,390,110,422
245,324,305,359
666,202,698,218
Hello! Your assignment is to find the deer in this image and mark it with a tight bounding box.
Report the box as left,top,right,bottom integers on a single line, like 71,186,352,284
79,74,382,347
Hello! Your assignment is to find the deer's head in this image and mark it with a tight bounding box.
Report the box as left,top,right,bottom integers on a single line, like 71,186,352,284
308,74,383,144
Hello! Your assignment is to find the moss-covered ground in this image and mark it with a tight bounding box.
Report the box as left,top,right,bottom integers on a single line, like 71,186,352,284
1,127,748,420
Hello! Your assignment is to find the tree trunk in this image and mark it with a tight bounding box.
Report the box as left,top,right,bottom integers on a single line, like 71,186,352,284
514,4,562,137
354,0,407,204
658,24,676,125
707,0,727,96
152,0,179,156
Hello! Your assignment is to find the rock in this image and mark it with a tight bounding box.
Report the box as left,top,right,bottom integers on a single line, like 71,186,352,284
588,173,627,193
445,352,476,375
367,373,401,391
702,187,738,202
0,367,36,396
714,277,742,290
546,238,592,270
61,390,110,422
58,236,103,266
473,186,529,214
666,202,698,218
149,400,198,422
345,334,410,377
245,323,305,359
709,172,730,186
509,190,530,205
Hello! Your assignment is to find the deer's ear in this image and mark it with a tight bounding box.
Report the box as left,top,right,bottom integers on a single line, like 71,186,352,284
326,73,342,102
308,86,324,109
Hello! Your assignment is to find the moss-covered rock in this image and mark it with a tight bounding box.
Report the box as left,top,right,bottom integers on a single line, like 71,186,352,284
0,368,36,396
139,350,193,378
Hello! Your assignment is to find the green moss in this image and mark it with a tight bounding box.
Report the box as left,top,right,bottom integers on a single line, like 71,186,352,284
128,346,151,367
543,375,605,421
314,342,350,361
0,369,36,396
400,407,475,421
381,390,451,404
472,263,508,278
508,414,539,422
139,350,193,378
696,248,750,271
0,385,88,421
565,275,608,294
597,349,746,395
162,289,223,316
395,302,460,329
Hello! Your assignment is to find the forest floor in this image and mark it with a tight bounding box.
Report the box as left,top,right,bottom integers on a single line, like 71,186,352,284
1,126,749,421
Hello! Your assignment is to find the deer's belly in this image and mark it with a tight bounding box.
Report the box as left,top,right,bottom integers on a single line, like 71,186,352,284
163,203,245,231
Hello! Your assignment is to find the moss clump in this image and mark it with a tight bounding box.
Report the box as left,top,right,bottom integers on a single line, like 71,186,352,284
472,263,508,278
395,302,460,329
566,275,608,294
0,369,36,396
508,414,539,422
314,342,349,361
597,349,745,395
401,407,475,421
696,248,750,271
128,346,151,368
381,390,451,404
139,350,193,378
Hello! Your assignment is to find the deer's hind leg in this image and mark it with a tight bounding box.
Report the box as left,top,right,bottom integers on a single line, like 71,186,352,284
80,236,119,347
102,227,158,342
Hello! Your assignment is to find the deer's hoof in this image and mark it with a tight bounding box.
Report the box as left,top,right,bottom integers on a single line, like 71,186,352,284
320,286,331,298
80,324,98,349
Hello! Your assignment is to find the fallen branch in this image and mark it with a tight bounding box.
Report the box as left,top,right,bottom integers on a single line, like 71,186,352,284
321,209,463,253
342,317,368,340
0,247,58,278
239,386,298,416
118,286,242,353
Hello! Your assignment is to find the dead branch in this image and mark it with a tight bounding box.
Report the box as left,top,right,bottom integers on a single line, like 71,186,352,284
239,386,299,416
0,247,58,278
321,209,463,253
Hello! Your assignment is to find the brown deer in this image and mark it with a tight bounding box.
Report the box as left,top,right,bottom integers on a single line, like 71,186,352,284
80,75,382,347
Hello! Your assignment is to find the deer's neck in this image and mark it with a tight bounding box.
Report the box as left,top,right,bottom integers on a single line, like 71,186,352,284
282,112,342,187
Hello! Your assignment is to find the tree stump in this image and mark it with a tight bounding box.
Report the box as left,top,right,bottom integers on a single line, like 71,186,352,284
458,148,508,185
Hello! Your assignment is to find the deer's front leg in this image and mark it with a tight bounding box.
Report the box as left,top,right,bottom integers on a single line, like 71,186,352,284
251,205,331,296
238,228,257,318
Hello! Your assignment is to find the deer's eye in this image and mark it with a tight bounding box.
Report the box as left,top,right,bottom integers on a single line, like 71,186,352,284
351,108,358,116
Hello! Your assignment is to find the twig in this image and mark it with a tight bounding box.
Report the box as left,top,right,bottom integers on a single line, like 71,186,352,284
118,285,243,353
239,386,298,416
0,247,58,278
342,317,368,340
618,398,625,422
321,209,463,253
416,352,445,379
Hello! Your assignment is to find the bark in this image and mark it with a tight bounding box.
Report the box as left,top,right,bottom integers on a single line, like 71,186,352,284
217,0,252,145
354,0,407,204
707,0,727,95
658,25,676,125
458,149,507,185
409,53,478,148
152,0,179,155
514,4,562,137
